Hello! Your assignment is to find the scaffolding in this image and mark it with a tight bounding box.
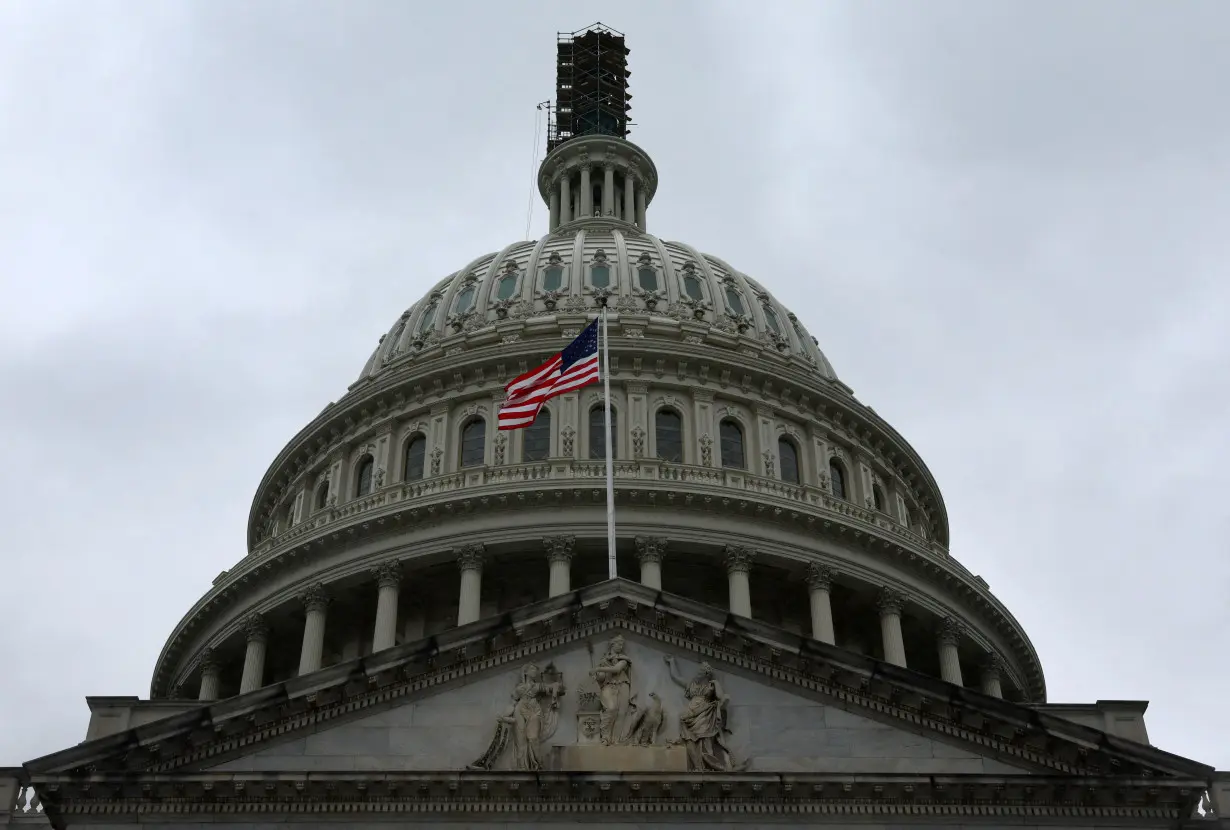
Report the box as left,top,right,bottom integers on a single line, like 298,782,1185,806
547,23,632,152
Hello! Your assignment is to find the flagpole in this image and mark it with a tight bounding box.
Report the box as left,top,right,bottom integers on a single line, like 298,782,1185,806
601,306,617,580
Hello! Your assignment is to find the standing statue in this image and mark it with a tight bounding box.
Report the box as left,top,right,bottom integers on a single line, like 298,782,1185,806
468,662,565,771
663,655,746,771
589,635,634,745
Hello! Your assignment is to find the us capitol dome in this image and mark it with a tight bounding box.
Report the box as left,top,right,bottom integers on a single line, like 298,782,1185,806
7,23,1225,830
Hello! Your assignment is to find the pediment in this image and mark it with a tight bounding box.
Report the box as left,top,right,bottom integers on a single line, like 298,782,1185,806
25,580,1213,787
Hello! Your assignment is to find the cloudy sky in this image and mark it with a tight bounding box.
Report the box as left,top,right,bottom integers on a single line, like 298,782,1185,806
1,1,1226,769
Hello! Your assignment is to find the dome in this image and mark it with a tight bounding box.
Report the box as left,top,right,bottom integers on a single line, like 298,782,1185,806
353,224,838,388
149,136,1045,711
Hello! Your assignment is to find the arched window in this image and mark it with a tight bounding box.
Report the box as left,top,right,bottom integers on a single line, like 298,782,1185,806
355,455,375,497
638,267,658,291
284,503,296,530
725,287,745,316
906,505,919,531
523,409,551,462
455,284,476,314
778,438,799,484
655,408,683,463
872,484,886,512
314,479,330,510
589,404,616,459
683,274,704,301
460,418,486,468
590,264,611,289
542,265,563,291
764,307,782,335
418,303,437,333
403,434,426,482
495,271,518,299
829,461,847,500
720,419,745,469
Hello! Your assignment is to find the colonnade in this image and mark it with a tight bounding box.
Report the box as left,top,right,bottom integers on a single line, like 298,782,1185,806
196,539,1006,703
548,163,648,231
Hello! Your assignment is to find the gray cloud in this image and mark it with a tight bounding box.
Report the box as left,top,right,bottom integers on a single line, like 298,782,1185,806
1,0,1225,767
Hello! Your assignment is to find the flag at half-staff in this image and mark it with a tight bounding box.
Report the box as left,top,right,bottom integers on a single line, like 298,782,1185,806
497,319,600,430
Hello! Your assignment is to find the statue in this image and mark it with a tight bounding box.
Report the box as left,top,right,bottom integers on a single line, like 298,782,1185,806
589,635,634,745
663,655,746,771
469,662,565,771
627,691,665,746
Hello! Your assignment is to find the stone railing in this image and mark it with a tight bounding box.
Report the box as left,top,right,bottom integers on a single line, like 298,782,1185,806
0,771,46,824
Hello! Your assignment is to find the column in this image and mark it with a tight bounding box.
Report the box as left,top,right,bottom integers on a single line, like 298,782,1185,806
371,561,402,653
602,164,615,215
635,185,647,230
635,536,666,590
937,617,964,686
558,173,572,225
579,165,592,217
456,544,485,626
804,563,836,645
549,188,560,230
724,545,754,618
877,587,907,668
297,583,330,676
197,647,220,701
544,535,576,597
239,614,269,694
624,173,636,223
980,653,1004,699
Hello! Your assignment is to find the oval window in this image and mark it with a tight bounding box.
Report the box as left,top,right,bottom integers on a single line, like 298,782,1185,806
683,275,703,301
496,274,517,299
764,307,781,334
725,287,745,316
455,286,476,313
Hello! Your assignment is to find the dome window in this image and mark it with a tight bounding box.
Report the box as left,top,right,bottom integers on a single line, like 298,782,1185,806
829,460,847,501
403,434,426,481
683,275,703,301
589,404,617,459
542,265,564,292
495,272,518,300
764,307,782,335
778,438,800,484
719,418,745,469
418,303,437,333
872,484,886,513
655,408,683,463
725,287,746,316
638,267,658,292
355,455,375,497
523,408,551,461
455,285,476,314
590,264,611,289
460,418,486,468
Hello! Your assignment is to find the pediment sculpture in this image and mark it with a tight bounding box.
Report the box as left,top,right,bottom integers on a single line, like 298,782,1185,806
468,662,565,771
664,654,748,772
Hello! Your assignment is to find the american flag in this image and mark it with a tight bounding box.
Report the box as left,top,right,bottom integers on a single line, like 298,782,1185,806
498,320,601,430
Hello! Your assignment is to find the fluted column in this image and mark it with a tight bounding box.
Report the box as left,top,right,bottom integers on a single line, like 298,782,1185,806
602,164,615,215
370,561,402,653
239,614,269,694
579,165,592,217
456,544,485,625
549,189,560,230
804,563,836,645
937,617,964,686
558,173,571,224
724,545,754,618
197,647,220,701
635,536,666,590
297,583,330,676
544,535,576,597
877,588,907,668
635,186,647,230
624,173,635,223
980,653,1004,698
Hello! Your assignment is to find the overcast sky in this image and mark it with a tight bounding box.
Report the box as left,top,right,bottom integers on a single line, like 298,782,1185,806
1,0,1226,769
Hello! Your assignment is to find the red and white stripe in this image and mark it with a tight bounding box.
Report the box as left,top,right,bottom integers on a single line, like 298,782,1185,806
497,353,600,430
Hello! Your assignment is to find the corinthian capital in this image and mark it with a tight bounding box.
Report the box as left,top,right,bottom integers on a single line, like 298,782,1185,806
980,651,1004,680
543,535,576,564
804,563,835,591
938,616,964,646
456,543,485,571
876,587,906,617
198,647,219,673
634,536,667,565
243,613,269,643
723,545,755,575
298,583,330,613
370,561,402,589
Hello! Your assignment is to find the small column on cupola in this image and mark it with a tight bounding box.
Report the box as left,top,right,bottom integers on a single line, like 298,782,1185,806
537,24,658,233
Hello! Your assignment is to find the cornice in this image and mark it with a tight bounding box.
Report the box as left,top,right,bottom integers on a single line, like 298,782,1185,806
158,462,1039,701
